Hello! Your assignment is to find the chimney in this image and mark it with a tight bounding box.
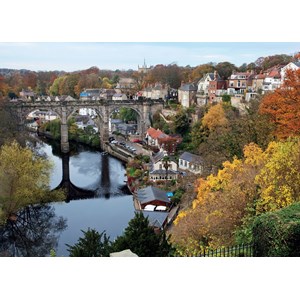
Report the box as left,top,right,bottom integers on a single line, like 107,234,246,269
214,70,218,81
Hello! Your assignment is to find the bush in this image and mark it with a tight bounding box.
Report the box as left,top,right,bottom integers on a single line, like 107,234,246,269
252,202,300,256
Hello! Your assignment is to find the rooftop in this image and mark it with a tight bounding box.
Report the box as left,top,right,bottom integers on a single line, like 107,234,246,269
136,186,170,205
179,151,204,163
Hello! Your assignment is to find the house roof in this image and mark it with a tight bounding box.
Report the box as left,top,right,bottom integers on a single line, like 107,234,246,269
147,127,166,139
142,211,169,228
149,169,178,175
113,93,125,97
267,69,281,78
151,151,165,163
255,73,266,79
179,151,204,164
136,186,170,204
179,83,197,91
151,151,176,164
294,62,300,67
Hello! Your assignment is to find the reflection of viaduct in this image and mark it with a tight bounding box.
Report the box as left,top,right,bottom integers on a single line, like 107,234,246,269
9,98,164,153
55,152,130,201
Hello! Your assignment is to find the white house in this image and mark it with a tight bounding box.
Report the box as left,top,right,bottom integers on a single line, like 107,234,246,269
112,93,128,100
178,151,204,174
79,108,97,117
280,61,300,81
196,73,216,106
262,68,282,93
146,127,168,147
149,151,178,182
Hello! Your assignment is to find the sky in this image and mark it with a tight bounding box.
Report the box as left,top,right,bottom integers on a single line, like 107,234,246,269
0,42,300,72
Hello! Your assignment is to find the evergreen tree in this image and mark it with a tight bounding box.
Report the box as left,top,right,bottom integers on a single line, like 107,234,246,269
66,228,112,257
112,212,173,257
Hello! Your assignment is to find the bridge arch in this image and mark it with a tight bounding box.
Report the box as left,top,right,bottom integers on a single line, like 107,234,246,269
8,98,164,153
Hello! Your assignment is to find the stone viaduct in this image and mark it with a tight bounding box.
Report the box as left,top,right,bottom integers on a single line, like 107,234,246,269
9,98,164,153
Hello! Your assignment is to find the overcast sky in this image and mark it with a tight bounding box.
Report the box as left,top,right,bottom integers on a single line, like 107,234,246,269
0,42,299,72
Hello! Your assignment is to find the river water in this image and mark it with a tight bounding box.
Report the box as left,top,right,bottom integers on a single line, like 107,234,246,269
0,138,135,257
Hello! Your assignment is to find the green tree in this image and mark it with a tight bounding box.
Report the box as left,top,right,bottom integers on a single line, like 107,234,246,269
172,108,190,135
252,202,300,256
215,62,237,80
112,212,173,257
0,141,65,223
119,107,138,123
66,228,112,257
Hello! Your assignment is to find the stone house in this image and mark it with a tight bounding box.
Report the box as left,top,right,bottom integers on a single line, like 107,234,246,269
115,77,136,94
196,73,217,105
178,82,197,108
252,72,266,92
227,71,255,96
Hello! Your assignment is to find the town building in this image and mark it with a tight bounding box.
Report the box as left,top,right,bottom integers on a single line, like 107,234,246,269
145,127,168,147
178,151,204,174
208,71,227,103
262,67,282,93
138,59,152,74
135,186,171,210
149,151,179,182
178,82,197,108
196,73,216,106
112,93,128,100
280,61,300,80
227,71,255,96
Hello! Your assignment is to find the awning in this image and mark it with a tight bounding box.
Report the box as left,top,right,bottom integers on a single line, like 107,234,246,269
144,204,156,211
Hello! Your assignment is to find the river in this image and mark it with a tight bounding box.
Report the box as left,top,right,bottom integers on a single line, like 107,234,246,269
0,138,135,257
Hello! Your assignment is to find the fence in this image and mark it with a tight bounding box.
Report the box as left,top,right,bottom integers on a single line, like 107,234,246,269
197,244,254,257
176,244,254,257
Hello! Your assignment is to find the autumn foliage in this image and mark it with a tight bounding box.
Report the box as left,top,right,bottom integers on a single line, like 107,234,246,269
259,68,300,138
171,138,300,255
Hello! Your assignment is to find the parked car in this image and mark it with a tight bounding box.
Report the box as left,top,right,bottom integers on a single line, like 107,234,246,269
132,139,142,143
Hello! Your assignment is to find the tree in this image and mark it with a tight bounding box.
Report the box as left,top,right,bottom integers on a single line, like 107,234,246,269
202,103,229,131
162,155,171,184
0,141,65,222
259,68,300,138
222,94,231,103
171,143,265,253
0,204,67,256
252,202,300,256
189,64,215,82
172,108,190,135
254,138,300,213
112,212,173,257
215,62,237,80
118,107,138,123
66,228,112,257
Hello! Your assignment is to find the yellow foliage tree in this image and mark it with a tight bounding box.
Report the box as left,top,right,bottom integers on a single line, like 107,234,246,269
0,141,65,223
255,139,300,213
172,139,300,255
202,103,229,131
172,143,264,253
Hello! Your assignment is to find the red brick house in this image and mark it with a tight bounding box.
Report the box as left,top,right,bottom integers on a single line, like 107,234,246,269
208,71,228,103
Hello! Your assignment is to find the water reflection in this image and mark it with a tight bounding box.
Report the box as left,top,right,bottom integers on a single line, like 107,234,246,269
55,153,96,201
0,204,67,257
